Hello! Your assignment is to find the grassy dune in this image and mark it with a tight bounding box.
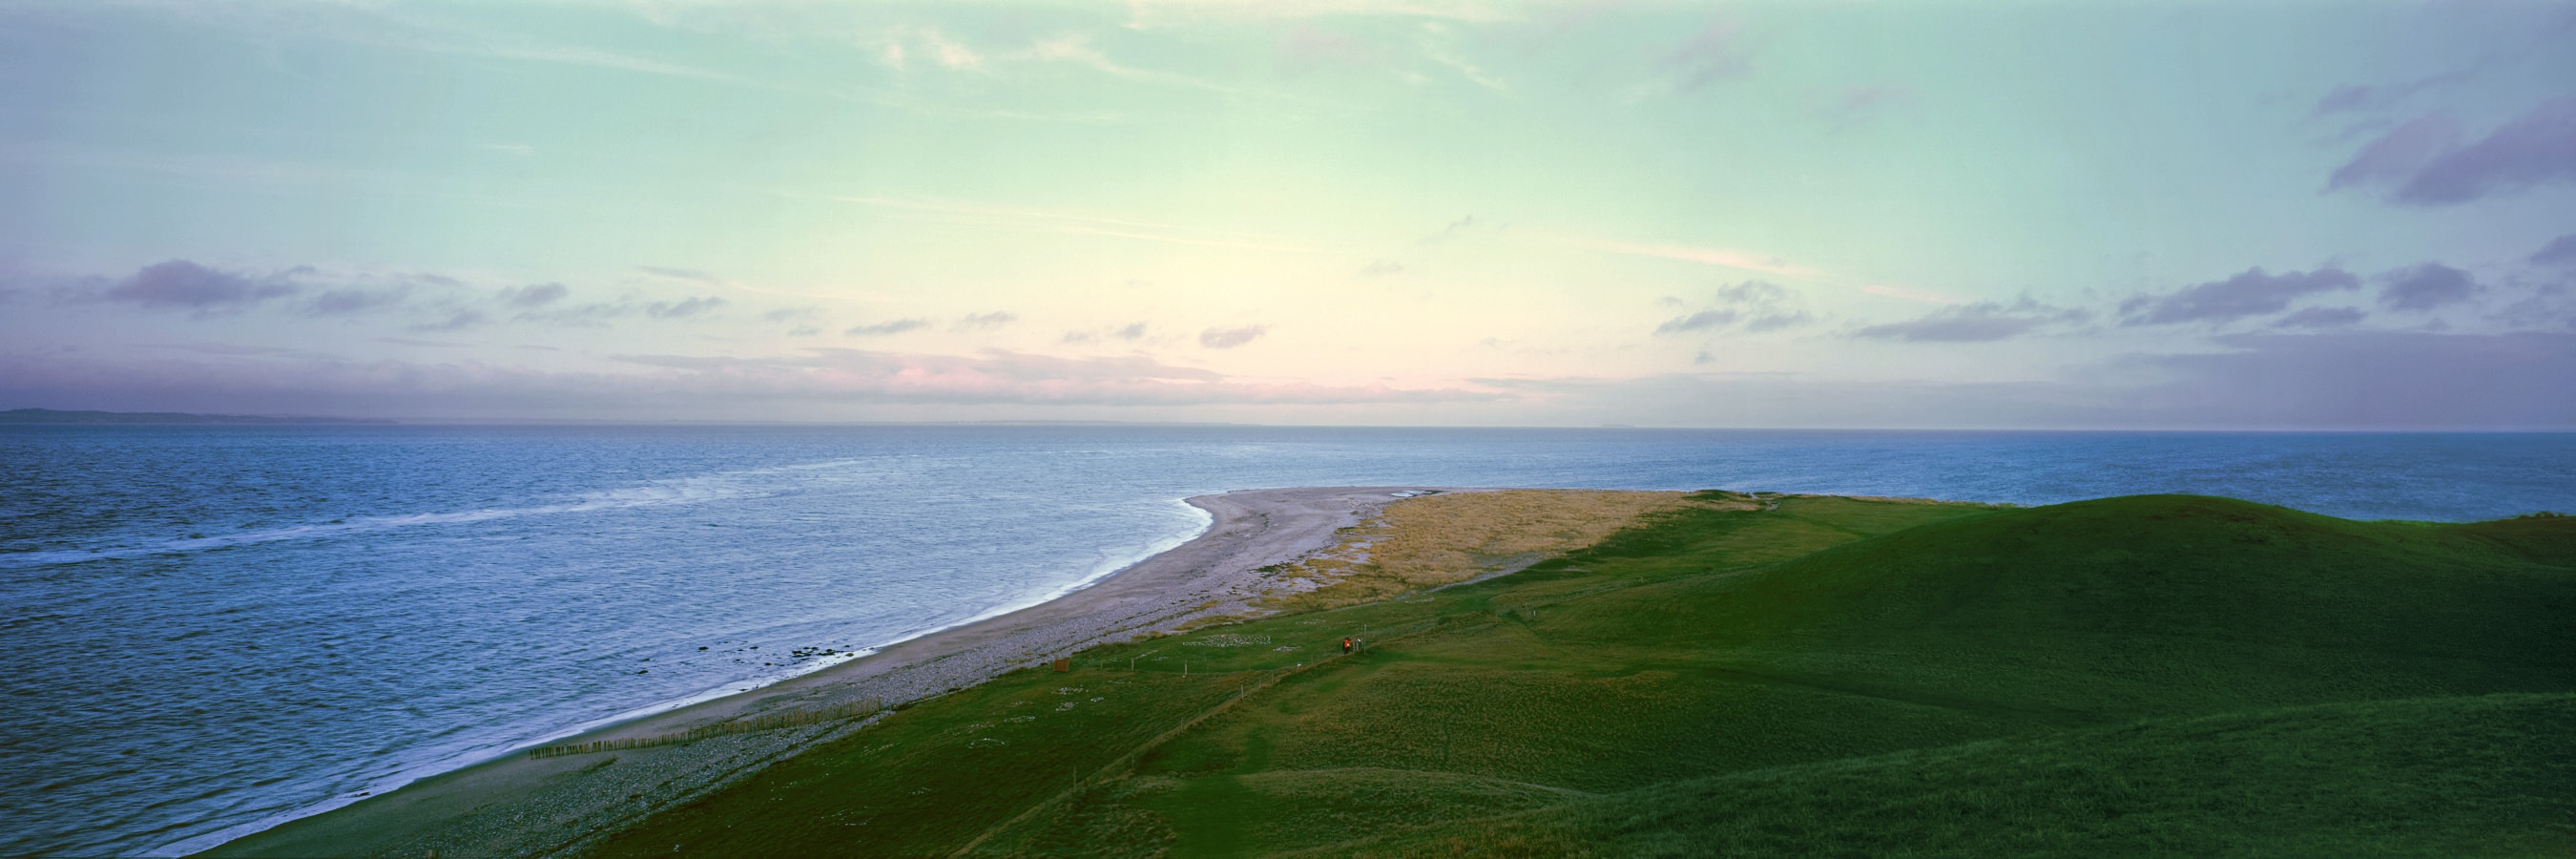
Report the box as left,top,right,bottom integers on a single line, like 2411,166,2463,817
584,493,2575,857
1255,489,1727,612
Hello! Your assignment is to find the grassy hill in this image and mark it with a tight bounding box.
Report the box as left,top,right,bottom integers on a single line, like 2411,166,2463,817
583,493,2576,857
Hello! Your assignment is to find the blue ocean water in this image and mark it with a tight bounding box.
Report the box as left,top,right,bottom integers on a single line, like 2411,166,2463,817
1,425,2570,856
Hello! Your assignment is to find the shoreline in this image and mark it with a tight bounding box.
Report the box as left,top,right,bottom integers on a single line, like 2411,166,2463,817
203,486,1456,858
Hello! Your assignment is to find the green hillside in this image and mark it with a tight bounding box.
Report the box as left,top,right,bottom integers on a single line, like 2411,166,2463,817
1292,693,2576,858
585,494,2576,858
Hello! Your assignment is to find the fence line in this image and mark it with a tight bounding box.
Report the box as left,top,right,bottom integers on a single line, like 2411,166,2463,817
527,699,883,760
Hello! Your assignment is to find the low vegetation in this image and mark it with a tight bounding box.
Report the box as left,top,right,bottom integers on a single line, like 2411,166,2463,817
1257,489,1731,612
585,493,2576,857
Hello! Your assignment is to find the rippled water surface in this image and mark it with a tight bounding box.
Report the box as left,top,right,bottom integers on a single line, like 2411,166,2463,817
2,425,2570,856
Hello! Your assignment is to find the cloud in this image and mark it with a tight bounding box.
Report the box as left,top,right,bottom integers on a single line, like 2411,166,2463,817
2377,262,2479,311
955,311,1018,330
409,310,488,332
2119,266,2359,325
101,261,296,310
1662,19,1752,91
1418,216,1478,246
2128,331,2576,429
1656,280,1815,335
161,342,341,359
1818,84,1914,129
1854,298,2083,343
2498,283,2576,331
1546,235,1823,279
504,293,724,327
827,195,1320,255
2309,70,2465,118
306,286,410,316
645,296,725,319
2532,234,2576,266
512,303,629,327
2329,95,2576,205
1651,281,1815,336
1064,322,1152,344
498,283,569,307
0,347,1503,419
762,306,818,323
846,319,929,336
1715,281,1785,304
1200,325,1269,348
874,26,982,73
1863,283,1962,304
636,266,721,283
1281,25,1385,73
2326,115,2461,191
1470,331,2576,430
1360,259,1406,277
2274,306,2367,329
1655,310,1735,334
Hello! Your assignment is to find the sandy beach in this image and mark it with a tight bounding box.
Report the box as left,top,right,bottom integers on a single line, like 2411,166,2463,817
204,486,1449,858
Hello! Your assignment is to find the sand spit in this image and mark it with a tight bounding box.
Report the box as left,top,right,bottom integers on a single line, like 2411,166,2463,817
203,487,1456,859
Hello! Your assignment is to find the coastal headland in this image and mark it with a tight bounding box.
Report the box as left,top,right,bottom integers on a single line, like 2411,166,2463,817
207,489,2576,857
208,487,1687,857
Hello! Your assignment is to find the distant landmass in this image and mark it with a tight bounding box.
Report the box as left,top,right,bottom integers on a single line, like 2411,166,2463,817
0,409,391,425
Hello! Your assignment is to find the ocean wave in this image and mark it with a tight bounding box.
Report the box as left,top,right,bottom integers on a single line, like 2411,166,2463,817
0,462,875,570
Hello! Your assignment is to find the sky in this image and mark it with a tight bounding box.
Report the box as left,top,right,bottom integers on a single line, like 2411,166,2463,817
2,0,2573,428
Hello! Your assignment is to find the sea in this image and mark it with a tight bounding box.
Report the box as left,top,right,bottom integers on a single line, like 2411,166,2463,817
2,424,2571,857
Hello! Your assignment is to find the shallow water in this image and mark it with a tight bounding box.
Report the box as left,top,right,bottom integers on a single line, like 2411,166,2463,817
1,425,2569,856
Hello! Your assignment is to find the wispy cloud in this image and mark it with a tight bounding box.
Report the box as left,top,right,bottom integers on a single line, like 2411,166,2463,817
2534,234,2576,267
1542,234,1824,280
1066,322,1153,344
1816,84,1916,130
1862,283,1963,304
846,319,930,336
2120,267,2359,325
824,195,1322,254
0,346,1506,418
2275,306,2366,329
1853,298,2084,343
409,309,488,332
1200,325,1270,348
306,285,411,316
1653,281,1814,335
1418,24,1508,94
1359,259,1407,278
645,296,726,320
637,266,722,283
2328,95,2576,205
2377,262,2479,311
1661,18,1754,91
498,283,570,308
1419,215,1479,246
96,261,297,312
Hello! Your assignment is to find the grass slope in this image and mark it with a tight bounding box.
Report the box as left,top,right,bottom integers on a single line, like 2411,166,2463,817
1293,693,2576,858
584,494,2576,858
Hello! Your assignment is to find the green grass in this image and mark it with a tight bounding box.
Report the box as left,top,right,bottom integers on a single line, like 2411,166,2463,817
583,494,2576,858
1287,693,2576,858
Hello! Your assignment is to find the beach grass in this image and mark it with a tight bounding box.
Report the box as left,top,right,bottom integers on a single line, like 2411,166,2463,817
1254,489,1728,613
582,492,2576,857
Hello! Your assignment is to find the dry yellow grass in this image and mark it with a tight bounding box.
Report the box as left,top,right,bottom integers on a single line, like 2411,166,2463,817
1257,490,1749,611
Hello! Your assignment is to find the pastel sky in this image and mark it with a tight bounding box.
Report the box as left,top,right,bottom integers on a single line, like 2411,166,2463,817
4,0,2574,428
